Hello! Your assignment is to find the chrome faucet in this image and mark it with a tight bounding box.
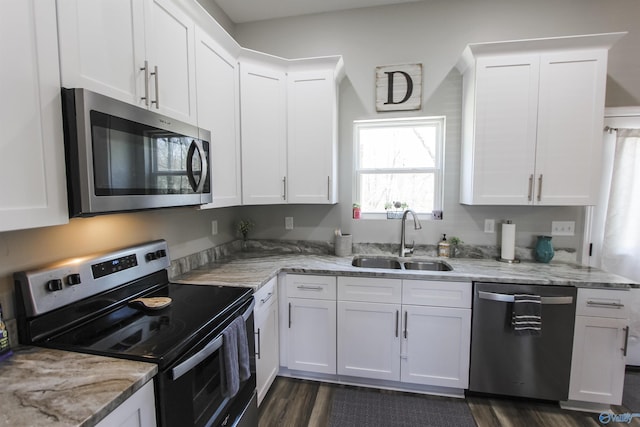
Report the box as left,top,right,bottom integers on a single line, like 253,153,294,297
400,209,422,257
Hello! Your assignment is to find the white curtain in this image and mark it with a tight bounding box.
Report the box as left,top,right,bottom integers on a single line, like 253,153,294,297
601,129,640,282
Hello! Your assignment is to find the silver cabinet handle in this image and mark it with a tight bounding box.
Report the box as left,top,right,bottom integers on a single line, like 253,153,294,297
395,310,399,338
288,302,292,328
151,65,159,109
478,291,573,305
327,176,331,201
622,326,630,356
528,174,533,201
297,285,323,291
140,60,150,106
255,328,261,359
282,177,287,200
403,311,408,339
537,174,543,202
586,300,624,309
260,292,273,305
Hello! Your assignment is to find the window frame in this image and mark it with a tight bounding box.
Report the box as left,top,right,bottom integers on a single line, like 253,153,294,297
353,116,445,220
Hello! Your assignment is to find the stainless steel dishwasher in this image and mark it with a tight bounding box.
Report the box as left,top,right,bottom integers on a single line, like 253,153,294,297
469,282,577,401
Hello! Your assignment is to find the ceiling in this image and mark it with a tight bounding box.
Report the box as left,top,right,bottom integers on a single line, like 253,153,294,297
214,0,424,24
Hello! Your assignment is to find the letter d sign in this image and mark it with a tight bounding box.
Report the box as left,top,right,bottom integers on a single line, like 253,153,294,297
376,64,422,112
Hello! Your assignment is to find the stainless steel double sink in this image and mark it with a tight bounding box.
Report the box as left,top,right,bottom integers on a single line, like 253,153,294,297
351,256,452,271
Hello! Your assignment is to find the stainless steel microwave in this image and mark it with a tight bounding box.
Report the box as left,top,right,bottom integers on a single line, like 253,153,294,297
61,88,211,217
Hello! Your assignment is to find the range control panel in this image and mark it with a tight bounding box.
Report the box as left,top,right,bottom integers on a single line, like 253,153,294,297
14,240,170,317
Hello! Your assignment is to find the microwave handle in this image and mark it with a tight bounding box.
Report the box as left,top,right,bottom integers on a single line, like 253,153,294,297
186,140,208,193
170,298,254,380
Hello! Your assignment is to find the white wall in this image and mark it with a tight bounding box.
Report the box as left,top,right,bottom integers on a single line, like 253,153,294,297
232,0,639,250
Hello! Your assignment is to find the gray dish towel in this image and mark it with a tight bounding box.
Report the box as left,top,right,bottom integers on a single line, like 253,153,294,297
221,316,251,398
512,294,542,336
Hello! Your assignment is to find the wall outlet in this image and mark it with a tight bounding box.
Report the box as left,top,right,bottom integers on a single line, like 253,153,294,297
211,220,218,236
484,219,495,233
285,217,294,230
551,221,575,236
431,210,443,220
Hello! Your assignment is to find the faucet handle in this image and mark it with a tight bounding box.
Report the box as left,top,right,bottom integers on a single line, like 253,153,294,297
405,240,415,255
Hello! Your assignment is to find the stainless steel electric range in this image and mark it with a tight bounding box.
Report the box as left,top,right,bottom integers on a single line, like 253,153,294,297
14,240,257,427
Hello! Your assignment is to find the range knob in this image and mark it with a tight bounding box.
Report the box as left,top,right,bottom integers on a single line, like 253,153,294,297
145,252,158,262
46,279,63,292
66,273,82,286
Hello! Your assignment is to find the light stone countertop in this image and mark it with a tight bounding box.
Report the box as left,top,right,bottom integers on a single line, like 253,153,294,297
0,347,157,427
173,251,639,291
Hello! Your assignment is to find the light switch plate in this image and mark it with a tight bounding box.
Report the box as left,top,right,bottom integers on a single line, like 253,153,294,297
484,219,495,233
551,221,575,236
211,220,218,236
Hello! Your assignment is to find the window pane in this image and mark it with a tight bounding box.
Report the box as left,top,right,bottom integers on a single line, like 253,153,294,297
359,126,436,169
360,173,434,213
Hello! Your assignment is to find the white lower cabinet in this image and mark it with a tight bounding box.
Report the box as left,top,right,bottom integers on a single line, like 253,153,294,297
336,277,471,390
568,288,629,405
401,304,471,388
337,301,401,381
254,277,279,406
96,380,156,427
284,275,337,375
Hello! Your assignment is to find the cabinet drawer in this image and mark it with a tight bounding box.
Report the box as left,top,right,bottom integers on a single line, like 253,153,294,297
337,277,402,304
255,277,278,312
285,274,336,300
576,288,630,318
402,280,472,308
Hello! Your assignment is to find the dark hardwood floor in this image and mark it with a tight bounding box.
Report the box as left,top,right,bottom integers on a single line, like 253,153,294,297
258,376,640,427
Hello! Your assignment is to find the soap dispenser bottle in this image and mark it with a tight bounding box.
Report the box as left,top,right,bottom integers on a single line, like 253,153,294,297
438,234,450,258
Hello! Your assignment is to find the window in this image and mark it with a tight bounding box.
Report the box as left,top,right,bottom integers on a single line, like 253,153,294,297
354,117,445,217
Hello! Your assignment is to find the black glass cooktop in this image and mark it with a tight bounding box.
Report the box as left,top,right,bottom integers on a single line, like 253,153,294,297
44,282,252,369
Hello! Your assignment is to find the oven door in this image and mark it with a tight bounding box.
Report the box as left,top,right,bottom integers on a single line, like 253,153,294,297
156,298,256,427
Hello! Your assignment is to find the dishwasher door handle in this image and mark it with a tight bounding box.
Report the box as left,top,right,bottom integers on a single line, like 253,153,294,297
478,291,573,305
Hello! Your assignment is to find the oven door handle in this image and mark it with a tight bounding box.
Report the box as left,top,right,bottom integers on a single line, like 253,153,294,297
170,298,255,380
171,335,223,380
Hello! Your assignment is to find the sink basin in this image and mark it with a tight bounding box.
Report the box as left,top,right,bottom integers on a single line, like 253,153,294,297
351,257,402,269
351,256,452,272
403,261,452,271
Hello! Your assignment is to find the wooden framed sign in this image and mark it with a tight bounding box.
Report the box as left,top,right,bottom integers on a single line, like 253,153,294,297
375,63,422,112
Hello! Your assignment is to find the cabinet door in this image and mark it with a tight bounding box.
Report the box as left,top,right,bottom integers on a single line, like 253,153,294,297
287,69,337,204
95,381,157,427
195,28,242,208
0,0,69,232
337,301,401,381
568,316,627,404
535,50,607,205
144,0,197,124
287,298,336,374
254,280,279,406
240,60,288,205
401,305,471,388
57,0,146,107
467,55,539,205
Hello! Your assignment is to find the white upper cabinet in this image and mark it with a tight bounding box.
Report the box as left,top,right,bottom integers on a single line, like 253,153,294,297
457,33,624,206
57,0,197,124
239,54,344,206
240,57,288,205
287,59,343,204
144,0,197,124
195,27,242,208
0,0,69,232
